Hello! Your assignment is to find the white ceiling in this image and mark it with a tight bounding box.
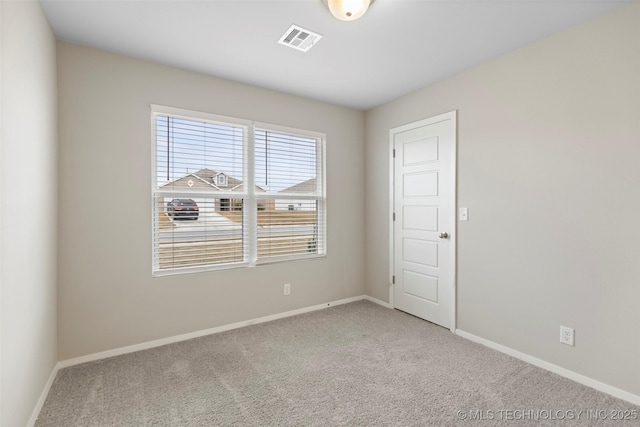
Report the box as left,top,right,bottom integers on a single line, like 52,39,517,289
40,0,629,110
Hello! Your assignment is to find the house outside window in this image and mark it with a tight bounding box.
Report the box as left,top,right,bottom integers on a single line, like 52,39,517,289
151,105,326,276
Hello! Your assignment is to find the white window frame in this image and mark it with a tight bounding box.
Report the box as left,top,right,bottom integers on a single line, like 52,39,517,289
216,174,228,187
151,104,327,276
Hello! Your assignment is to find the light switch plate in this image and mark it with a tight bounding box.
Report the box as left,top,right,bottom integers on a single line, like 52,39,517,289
460,207,469,221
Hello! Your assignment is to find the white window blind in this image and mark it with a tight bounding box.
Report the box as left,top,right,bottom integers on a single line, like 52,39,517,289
254,129,325,263
152,105,326,275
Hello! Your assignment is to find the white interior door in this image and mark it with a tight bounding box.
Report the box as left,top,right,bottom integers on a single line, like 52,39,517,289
391,112,456,329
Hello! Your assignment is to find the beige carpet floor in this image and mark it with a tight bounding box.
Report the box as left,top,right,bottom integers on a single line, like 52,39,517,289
36,301,638,426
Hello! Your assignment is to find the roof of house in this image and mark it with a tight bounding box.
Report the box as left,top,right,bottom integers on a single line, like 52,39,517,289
279,178,316,194
161,168,267,193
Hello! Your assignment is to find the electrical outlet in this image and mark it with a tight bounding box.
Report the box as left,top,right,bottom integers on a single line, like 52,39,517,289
284,283,291,296
560,326,574,346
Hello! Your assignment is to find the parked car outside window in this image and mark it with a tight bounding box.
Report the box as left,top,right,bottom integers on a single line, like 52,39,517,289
166,199,199,219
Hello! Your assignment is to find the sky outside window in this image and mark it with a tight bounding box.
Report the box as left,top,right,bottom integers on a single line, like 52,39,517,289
156,116,317,193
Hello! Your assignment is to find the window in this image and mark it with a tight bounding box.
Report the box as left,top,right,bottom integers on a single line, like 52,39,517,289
152,105,326,275
216,174,228,187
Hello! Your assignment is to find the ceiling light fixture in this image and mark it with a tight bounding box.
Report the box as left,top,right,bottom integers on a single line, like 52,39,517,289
323,0,373,22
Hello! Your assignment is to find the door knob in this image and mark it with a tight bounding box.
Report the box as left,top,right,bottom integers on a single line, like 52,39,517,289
439,232,449,239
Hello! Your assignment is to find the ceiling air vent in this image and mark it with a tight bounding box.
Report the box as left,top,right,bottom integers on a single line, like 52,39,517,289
278,24,323,53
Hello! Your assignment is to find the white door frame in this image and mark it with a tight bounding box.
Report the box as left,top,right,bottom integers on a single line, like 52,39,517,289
389,111,457,332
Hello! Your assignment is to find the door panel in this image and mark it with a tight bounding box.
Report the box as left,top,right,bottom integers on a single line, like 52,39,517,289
403,271,439,303
403,172,438,197
403,238,438,266
403,136,439,164
403,206,438,231
392,113,455,328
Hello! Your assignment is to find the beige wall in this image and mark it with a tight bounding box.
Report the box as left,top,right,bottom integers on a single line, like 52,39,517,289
56,42,365,360
1,1,58,425
365,3,640,396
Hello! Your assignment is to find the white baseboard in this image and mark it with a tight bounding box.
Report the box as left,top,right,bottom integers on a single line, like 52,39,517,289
362,294,393,309
456,329,640,407
58,295,365,369
27,362,61,427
